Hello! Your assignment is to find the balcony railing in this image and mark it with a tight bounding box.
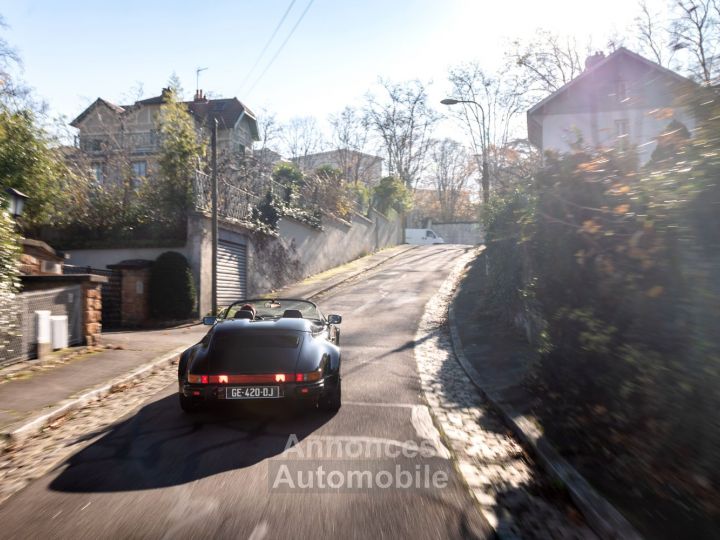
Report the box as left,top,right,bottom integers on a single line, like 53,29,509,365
193,171,260,224
75,131,159,154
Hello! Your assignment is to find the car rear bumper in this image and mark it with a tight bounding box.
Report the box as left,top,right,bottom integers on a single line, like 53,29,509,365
180,381,326,402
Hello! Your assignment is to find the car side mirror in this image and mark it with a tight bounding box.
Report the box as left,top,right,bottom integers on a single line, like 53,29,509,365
327,314,342,325
202,316,217,325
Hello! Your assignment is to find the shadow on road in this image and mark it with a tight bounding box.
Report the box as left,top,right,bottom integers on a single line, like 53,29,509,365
50,395,334,493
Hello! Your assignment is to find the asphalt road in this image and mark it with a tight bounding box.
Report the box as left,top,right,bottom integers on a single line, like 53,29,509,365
0,245,491,540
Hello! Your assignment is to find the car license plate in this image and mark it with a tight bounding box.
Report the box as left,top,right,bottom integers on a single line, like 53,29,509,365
226,386,280,399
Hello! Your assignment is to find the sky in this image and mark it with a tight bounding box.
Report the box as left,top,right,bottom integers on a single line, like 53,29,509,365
2,0,665,145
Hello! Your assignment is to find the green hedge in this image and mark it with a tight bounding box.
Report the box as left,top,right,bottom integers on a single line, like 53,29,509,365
148,251,196,320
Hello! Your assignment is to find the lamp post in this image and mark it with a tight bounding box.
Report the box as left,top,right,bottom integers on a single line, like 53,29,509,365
440,98,489,206
4,187,29,221
210,117,218,316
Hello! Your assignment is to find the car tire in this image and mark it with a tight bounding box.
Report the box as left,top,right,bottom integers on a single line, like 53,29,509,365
319,377,341,412
179,393,200,413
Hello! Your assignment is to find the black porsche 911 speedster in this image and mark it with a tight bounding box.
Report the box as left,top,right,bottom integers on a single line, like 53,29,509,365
178,299,342,413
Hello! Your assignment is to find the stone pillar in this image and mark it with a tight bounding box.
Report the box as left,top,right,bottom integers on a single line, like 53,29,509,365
82,282,103,346
119,267,151,326
187,212,213,318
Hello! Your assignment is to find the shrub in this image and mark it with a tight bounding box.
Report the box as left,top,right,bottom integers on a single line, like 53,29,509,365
484,103,720,504
372,176,412,215
148,251,196,320
0,200,20,359
482,185,535,324
252,191,280,229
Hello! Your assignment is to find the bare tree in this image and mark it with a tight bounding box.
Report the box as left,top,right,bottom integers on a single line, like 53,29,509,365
255,108,280,151
427,138,477,222
493,139,541,191
365,79,438,189
0,16,35,111
670,0,718,82
249,108,282,174
328,106,379,185
280,116,325,162
120,82,145,105
445,64,526,204
508,30,588,96
635,0,676,67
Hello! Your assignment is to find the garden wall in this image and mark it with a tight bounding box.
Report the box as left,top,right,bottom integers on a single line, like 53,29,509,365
276,208,401,278
189,209,402,315
431,221,484,245
65,246,188,271
63,208,401,319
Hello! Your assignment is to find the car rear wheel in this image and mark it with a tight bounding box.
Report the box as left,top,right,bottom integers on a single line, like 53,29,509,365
179,393,201,413
318,377,341,412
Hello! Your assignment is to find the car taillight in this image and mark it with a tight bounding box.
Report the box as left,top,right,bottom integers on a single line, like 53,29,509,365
275,374,286,382
188,374,209,384
218,375,228,383
295,369,322,382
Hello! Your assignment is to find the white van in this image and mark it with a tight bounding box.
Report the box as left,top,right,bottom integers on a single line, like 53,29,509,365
405,228,445,245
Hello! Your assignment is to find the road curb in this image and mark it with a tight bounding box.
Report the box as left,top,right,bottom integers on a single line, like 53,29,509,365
0,345,186,452
446,260,643,540
300,245,418,300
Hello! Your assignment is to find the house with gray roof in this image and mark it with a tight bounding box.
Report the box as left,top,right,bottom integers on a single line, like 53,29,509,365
70,88,259,184
527,47,698,164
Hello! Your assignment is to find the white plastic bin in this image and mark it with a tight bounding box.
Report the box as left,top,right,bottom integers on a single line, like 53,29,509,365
35,310,51,345
50,315,69,350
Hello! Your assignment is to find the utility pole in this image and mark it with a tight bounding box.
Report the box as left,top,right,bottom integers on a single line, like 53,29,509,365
211,117,218,315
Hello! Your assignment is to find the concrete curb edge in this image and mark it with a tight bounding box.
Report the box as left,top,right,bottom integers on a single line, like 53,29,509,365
1,345,187,452
446,260,643,540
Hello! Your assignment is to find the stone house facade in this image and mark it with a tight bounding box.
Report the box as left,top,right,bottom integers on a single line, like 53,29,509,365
70,88,260,185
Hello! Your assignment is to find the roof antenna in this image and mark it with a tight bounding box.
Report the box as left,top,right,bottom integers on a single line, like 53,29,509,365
196,67,208,96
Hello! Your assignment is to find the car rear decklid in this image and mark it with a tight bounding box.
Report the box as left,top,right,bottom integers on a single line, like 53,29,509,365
205,327,305,374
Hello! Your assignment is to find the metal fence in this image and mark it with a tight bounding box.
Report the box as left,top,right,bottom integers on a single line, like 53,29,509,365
193,171,261,223
193,169,364,224
0,285,83,367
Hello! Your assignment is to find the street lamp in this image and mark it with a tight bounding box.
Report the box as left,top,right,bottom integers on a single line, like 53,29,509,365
441,98,490,205
4,187,29,219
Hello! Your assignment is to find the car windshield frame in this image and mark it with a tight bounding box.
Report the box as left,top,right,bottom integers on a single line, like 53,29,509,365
221,298,324,322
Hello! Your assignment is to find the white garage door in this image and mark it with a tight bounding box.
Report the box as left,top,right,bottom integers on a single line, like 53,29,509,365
217,240,247,307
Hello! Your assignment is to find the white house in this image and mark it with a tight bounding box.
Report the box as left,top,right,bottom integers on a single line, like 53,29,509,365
527,47,698,164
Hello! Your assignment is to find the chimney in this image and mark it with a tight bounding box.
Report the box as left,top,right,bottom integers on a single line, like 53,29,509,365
194,89,207,102
585,51,606,71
